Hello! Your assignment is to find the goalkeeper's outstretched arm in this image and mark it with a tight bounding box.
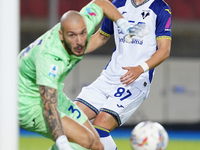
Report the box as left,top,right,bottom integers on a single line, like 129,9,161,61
39,85,73,150
86,30,110,54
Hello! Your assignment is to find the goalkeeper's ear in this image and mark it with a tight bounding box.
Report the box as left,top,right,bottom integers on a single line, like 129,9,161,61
59,30,64,41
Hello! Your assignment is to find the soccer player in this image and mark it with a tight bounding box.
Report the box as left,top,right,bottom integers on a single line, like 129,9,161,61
18,0,140,150
74,0,172,149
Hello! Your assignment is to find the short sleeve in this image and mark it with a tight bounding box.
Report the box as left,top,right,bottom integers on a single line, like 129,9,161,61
100,0,126,37
156,6,172,40
80,3,104,36
100,17,114,37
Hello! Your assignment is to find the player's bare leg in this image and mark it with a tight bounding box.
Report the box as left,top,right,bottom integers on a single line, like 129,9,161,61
75,101,97,120
61,116,94,149
75,101,104,150
93,111,118,131
93,112,119,150
83,120,104,150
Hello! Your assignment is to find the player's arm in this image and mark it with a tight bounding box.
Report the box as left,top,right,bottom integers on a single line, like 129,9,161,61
92,0,123,23
143,6,171,72
120,39,171,85
91,0,134,37
121,5,171,85
39,85,73,150
39,85,63,140
85,0,124,54
84,0,147,54
85,0,147,54
144,38,171,71
85,30,110,54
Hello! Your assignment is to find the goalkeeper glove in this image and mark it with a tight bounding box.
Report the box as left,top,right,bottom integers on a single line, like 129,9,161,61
124,23,149,43
116,18,130,36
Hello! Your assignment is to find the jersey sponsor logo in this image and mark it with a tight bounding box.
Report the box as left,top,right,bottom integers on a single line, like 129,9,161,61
141,10,150,19
86,8,96,16
165,9,171,14
68,105,81,119
48,65,58,78
119,37,143,45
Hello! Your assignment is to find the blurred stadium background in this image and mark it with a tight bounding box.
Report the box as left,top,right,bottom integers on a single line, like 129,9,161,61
20,0,200,149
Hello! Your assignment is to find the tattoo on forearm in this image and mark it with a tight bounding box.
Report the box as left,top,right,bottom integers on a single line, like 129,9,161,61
39,85,64,141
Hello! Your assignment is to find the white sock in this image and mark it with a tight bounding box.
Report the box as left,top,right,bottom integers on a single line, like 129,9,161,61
94,125,118,150
100,135,118,150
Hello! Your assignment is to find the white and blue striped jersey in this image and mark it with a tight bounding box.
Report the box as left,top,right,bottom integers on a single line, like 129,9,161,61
99,0,171,84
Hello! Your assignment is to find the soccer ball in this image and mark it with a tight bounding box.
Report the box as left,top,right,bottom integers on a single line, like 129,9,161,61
130,121,169,150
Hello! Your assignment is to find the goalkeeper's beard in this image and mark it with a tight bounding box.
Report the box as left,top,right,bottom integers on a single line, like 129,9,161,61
63,37,87,57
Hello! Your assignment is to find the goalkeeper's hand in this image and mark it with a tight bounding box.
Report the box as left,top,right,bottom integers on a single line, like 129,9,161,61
124,23,149,43
56,135,74,150
129,23,149,37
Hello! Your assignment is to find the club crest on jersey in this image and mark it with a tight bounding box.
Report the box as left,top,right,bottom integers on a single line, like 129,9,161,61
86,8,96,16
141,10,150,19
48,65,58,78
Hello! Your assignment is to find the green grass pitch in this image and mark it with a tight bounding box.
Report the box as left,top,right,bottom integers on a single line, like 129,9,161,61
19,137,200,150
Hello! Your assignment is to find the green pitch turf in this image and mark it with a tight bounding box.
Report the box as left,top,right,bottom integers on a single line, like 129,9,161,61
19,137,200,150
114,139,200,150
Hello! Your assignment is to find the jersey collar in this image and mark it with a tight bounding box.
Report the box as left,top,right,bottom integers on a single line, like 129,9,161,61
131,0,149,8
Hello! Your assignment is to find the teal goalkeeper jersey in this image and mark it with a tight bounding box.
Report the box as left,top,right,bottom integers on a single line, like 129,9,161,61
18,3,103,105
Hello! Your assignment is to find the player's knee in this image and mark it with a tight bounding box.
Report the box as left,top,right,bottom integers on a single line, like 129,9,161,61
81,131,95,149
91,139,104,150
91,132,104,150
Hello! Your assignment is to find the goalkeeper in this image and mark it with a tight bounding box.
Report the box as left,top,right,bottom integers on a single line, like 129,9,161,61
18,0,146,149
